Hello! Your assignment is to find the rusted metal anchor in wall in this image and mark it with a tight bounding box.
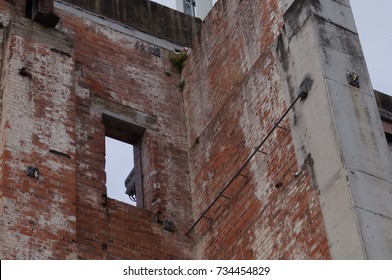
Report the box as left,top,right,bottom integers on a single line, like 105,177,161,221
185,91,308,236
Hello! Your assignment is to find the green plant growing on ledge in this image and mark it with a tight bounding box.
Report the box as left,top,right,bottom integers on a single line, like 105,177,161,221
169,51,188,72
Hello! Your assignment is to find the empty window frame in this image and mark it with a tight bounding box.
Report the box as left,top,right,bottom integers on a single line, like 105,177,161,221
103,113,145,207
105,137,135,204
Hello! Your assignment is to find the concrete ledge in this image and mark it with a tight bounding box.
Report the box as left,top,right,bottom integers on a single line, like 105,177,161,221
58,0,201,47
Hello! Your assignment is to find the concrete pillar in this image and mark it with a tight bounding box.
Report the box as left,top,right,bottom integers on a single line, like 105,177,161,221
176,0,213,19
194,0,213,19
278,0,392,259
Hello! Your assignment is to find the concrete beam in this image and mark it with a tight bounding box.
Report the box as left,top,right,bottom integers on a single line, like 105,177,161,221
57,0,201,47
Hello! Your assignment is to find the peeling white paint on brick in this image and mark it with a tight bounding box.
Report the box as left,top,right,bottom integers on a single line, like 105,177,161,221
75,84,90,99
0,10,10,25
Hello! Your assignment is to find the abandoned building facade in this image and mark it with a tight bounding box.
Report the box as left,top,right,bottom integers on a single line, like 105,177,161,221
0,0,391,259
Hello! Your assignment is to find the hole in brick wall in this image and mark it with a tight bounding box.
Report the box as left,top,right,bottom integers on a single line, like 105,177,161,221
105,137,136,205
103,113,145,207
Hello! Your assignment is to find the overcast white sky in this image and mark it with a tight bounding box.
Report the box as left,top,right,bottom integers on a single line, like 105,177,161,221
107,0,392,204
350,0,392,95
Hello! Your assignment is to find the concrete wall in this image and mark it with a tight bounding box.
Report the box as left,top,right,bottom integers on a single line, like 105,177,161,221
9,0,201,47
278,0,392,259
60,0,201,47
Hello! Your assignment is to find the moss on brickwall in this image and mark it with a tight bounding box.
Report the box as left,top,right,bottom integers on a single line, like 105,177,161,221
169,51,188,73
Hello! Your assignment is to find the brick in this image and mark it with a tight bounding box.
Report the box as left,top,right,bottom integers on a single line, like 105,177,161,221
0,0,332,260
183,0,330,259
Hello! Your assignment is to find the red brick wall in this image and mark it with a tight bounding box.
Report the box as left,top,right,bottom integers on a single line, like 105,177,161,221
1,0,331,259
58,7,195,259
10,0,26,15
0,20,77,259
0,4,193,259
182,0,330,259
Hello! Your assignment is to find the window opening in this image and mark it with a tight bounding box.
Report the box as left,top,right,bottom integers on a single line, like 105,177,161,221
103,113,145,207
105,136,136,205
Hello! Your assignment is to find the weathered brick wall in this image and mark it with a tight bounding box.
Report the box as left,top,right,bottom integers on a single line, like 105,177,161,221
0,8,10,258
0,17,77,259
182,0,330,259
57,7,194,258
1,0,334,260
0,1,194,259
